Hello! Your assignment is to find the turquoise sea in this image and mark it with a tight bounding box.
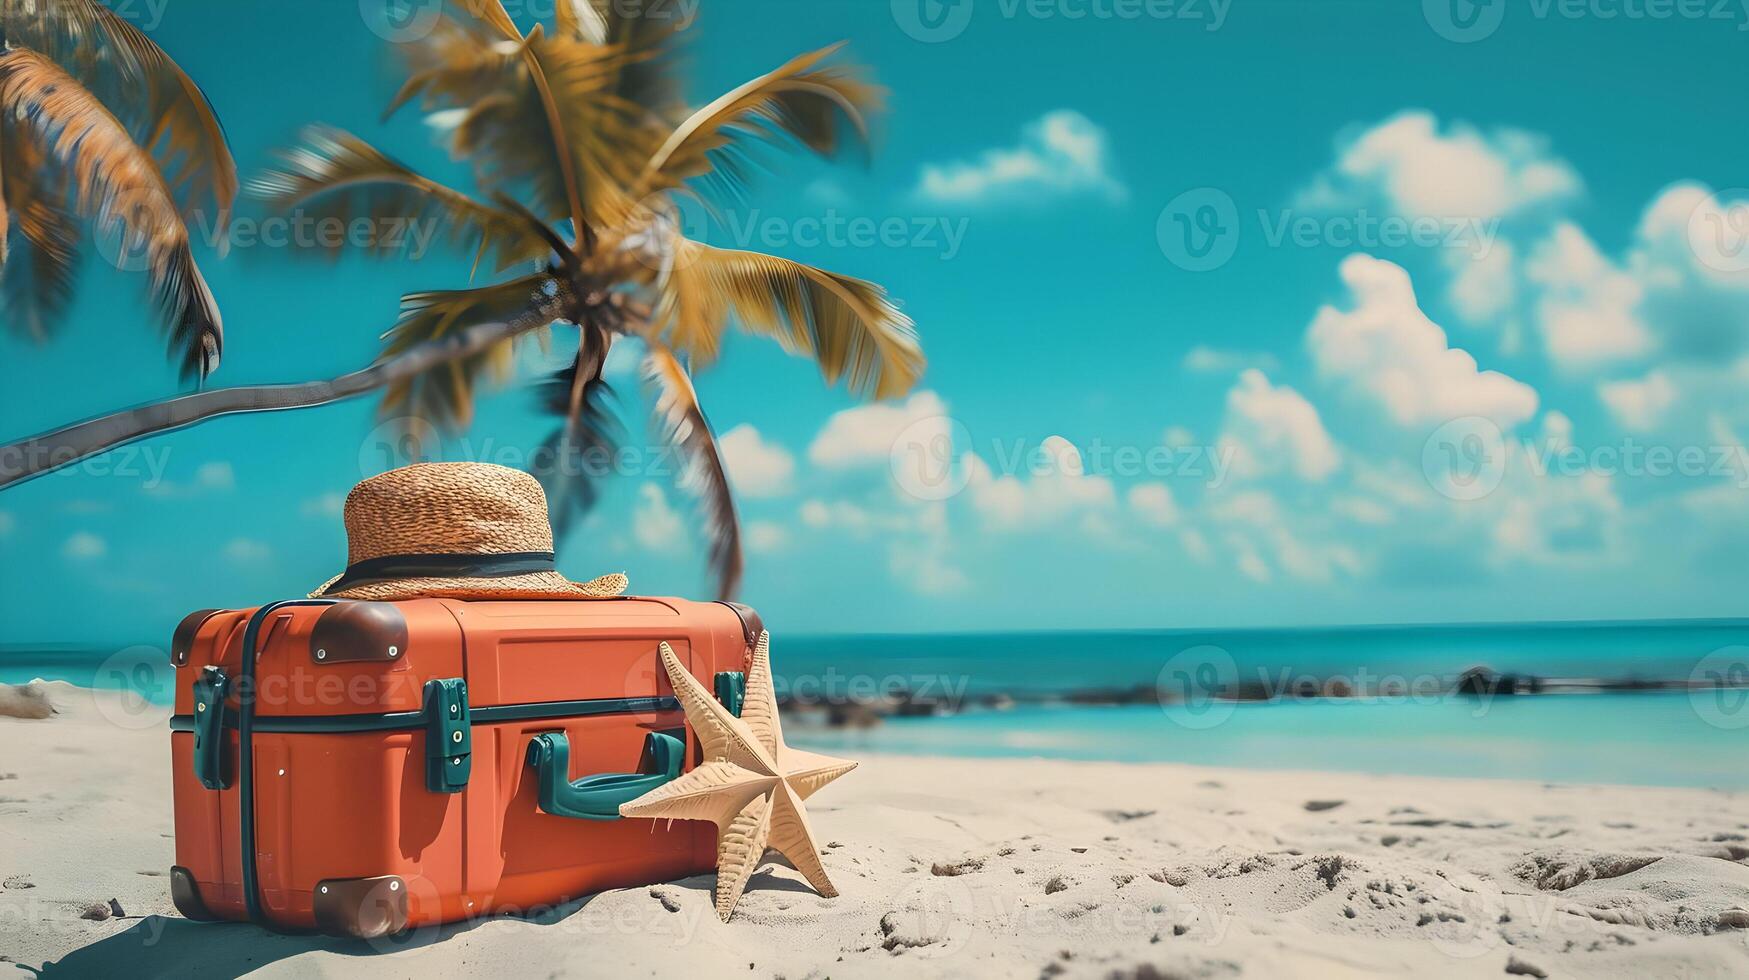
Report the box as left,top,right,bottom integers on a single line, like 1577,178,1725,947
6,619,1746,789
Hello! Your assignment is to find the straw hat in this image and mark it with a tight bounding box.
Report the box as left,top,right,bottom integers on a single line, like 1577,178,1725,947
309,462,628,602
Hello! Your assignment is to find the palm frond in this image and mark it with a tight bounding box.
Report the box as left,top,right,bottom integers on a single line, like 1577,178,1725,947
643,341,742,600
456,0,524,42
531,323,620,534
584,0,688,113
556,0,609,42
653,240,923,399
1,0,238,229
377,273,561,444
0,48,221,380
0,136,82,343
638,43,880,201
250,125,548,272
0,139,9,268
388,16,648,237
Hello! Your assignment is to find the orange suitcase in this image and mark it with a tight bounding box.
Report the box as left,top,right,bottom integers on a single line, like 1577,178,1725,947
167,595,762,937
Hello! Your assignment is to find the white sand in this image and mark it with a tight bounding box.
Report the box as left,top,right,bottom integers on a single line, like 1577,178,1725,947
2,683,1746,978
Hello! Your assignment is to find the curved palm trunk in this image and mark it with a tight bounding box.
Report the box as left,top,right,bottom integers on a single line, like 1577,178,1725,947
0,297,564,490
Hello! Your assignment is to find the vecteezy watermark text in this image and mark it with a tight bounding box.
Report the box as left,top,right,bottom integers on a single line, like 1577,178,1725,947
1157,188,1500,273
714,209,971,262
892,0,1231,43
1422,417,1749,501
360,0,701,43
1424,0,1749,43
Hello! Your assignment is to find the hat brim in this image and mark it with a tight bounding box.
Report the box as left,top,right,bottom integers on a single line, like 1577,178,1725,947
309,570,628,602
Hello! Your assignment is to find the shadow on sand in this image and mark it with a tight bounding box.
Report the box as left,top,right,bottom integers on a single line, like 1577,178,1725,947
16,873,722,980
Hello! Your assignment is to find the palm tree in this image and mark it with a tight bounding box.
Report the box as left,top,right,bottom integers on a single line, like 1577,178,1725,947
0,0,233,379
0,1,922,599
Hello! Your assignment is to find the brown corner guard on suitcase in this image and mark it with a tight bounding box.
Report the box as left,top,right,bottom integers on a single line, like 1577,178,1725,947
180,599,682,936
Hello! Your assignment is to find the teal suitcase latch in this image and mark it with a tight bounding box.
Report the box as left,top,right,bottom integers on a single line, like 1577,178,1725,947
423,678,471,793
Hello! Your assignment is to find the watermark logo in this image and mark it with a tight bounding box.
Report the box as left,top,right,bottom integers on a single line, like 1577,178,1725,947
1157,191,1499,272
360,417,445,475
885,876,979,957
1158,188,1240,273
1423,0,1506,42
1155,645,1238,729
1690,647,1749,730
890,415,976,501
361,0,443,42
893,0,978,41
1423,417,1508,501
92,646,174,731
1686,187,1749,274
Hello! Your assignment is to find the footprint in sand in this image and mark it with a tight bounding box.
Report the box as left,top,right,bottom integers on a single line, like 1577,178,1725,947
930,856,984,877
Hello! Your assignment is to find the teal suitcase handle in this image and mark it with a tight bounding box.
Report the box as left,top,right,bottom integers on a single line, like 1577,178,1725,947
192,666,231,790
526,731,685,820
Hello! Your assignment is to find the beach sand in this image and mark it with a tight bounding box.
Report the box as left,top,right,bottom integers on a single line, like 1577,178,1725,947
3,683,1747,979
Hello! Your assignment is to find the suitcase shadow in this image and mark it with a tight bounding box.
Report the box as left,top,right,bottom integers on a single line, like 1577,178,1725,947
20,915,464,980
21,880,729,980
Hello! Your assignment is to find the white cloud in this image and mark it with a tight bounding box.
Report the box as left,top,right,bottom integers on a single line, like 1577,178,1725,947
224,538,272,564
1598,370,1677,432
915,110,1125,205
803,177,851,207
1444,240,1518,326
745,521,789,554
1207,489,1363,584
1300,110,1580,221
1308,255,1539,430
809,391,949,469
1127,483,1179,527
1330,495,1393,526
1182,346,1279,375
1179,528,1212,562
964,437,1116,529
64,532,105,560
719,425,795,498
633,484,683,551
798,498,924,537
1489,449,1623,566
887,538,968,594
196,461,235,491
300,493,345,518
1217,370,1340,483
1524,223,1653,368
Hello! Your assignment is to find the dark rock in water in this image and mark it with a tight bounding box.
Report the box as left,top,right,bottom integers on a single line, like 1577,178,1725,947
825,701,883,729
1455,667,1544,696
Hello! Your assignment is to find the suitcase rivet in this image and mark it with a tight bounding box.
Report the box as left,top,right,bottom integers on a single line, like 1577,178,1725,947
388,646,399,658
319,886,329,894
389,881,400,891
195,703,206,712
278,769,286,776
451,730,463,743
452,758,461,766
450,704,458,716
315,649,327,660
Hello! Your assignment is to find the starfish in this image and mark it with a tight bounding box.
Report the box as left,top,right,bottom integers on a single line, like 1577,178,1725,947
619,632,857,921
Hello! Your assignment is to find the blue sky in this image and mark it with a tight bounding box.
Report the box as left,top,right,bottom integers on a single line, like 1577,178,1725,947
4,0,1749,644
